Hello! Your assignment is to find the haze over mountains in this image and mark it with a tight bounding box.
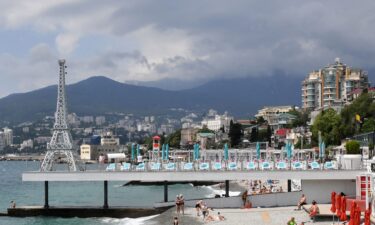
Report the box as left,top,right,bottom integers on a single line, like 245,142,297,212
0,75,302,123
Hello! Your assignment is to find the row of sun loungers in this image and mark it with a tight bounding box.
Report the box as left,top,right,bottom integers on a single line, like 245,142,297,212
105,161,338,171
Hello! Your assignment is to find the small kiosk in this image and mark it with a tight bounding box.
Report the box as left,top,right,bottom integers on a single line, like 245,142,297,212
151,136,161,161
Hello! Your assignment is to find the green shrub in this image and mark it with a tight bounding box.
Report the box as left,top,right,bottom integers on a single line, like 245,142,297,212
345,140,361,154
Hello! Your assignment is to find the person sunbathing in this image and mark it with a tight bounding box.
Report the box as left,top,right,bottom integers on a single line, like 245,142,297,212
217,212,225,221
309,200,320,221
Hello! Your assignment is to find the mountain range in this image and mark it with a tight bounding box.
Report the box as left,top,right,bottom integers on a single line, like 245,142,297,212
0,75,301,123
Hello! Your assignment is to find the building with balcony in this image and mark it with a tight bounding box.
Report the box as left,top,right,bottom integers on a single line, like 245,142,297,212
302,58,370,111
255,106,295,124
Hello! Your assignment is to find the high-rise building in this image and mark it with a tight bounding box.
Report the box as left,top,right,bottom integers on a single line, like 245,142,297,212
2,127,13,146
302,58,370,111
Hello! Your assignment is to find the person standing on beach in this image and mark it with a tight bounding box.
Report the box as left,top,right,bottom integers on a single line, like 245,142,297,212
175,195,180,214
241,190,248,206
179,194,185,215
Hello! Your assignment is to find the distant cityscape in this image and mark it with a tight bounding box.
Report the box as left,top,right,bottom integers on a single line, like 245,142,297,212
0,58,374,162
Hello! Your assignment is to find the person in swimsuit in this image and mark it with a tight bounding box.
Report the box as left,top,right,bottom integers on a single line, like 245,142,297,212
297,194,307,210
195,200,202,216
175,195,180,214
179,194,185,215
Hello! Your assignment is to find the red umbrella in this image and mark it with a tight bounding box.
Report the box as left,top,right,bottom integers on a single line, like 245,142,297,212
336,194,342,218
340,196,347,221
355,206,361,225
330,192,336,213
364,209,370,225
349,201,357,225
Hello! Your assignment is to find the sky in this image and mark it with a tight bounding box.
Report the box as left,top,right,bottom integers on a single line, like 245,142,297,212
0,0,375,97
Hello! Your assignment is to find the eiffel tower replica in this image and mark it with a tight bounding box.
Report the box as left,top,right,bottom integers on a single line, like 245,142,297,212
40,59,77,171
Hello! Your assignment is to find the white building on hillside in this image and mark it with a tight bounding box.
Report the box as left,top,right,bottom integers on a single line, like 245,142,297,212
201,112,233,132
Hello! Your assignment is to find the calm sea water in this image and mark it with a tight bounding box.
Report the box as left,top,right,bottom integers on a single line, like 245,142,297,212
0,161,215,225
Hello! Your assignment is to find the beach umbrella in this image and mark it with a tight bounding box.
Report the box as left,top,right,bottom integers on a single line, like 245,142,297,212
131,143,135,161
194,143,198,160
256,142,260,160
287,142,292,160
355,206,361,225
196,144,200,160
336,194,342,218
320,141,325,159
331,192,336,224
165,144,169,161
349,201,356,225
330,192,336,213
365,209,371,225
161,144,165,160
136,144,140,157
224,143,229,161
340,196,347,221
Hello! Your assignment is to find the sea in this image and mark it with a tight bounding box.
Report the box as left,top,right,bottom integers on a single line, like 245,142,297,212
0,161,239,225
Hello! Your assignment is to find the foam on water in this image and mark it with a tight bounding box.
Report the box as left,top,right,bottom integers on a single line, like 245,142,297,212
203,186,241,198
101,214,159,225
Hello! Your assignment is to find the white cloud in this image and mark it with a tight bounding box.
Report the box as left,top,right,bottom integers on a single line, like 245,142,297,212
55,33,80,56
0,0,374,97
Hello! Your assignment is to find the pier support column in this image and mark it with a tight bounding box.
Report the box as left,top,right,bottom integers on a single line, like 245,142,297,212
44,181,49,209
225,180,229,197
103,181,108,209
164,181,168,202
287,179,291,192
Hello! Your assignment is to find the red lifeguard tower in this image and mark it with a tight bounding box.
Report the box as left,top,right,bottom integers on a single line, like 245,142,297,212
152,136,161,160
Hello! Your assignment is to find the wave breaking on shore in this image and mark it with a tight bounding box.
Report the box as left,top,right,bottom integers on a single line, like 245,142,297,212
100,214,159,225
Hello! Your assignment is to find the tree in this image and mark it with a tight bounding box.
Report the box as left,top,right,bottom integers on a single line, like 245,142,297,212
256,116,265,125
311,109,342,146
166,129,181,148
361,118,375,133
345,140,360,154
340,92,375,137
249,127,258,142
198,125,215,133
288,109,309,128
228,120,243,147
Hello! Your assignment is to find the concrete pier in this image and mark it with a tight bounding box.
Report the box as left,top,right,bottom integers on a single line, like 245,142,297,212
103,181,108,209
44,181,49,209
7,206,171,218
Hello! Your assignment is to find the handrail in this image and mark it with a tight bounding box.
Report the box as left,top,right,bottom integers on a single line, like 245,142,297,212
100,159,367,172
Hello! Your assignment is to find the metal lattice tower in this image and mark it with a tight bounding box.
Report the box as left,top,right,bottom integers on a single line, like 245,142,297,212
40,59,77,171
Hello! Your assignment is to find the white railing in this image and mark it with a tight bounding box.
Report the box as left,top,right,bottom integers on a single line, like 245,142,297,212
99,159,366,172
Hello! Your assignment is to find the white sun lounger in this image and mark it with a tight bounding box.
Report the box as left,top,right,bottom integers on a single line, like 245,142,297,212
228,162,237,170
136,163,145,171
292,161,303,170
121,162,131,171
246,161,256,170
151,162,161,171
276,161,287,170
165,163,176,171
106,163,116,171
183,162,193,171
310,161,320,170
199,162,209,170
261,161,271,170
